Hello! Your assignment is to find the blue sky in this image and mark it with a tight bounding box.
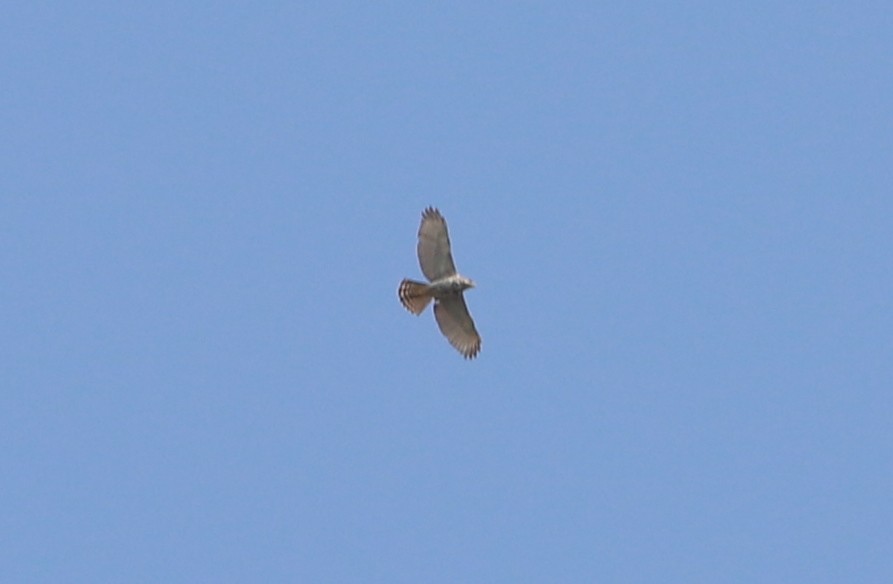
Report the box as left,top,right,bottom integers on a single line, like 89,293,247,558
2,3,891,582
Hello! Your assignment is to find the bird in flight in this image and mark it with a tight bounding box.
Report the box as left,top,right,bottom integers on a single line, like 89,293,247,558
398,207,481,359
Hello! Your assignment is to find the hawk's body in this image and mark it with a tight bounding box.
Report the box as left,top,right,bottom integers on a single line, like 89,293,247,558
398,208,481,359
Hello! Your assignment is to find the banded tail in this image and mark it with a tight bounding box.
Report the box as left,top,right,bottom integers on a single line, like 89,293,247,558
398,279,433,315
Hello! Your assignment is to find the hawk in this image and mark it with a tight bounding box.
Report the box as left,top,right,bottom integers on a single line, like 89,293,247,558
398,207,482,359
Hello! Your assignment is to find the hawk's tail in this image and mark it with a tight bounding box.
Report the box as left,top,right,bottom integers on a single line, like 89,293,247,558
398,279,433,315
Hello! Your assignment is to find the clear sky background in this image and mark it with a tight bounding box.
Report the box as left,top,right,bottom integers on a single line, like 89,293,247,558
2,3,891,582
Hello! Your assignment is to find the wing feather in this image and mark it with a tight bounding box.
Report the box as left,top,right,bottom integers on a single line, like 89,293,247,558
417,207,457,281
433,293,481,359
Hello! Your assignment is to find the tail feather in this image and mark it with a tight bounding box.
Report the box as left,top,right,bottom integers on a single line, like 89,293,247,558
398,279,433,315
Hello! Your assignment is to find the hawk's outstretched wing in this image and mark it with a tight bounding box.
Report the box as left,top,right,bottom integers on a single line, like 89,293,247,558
433,293,481,359
417,207,457,282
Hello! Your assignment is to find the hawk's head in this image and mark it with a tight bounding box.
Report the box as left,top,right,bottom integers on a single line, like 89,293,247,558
455,275,475,291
